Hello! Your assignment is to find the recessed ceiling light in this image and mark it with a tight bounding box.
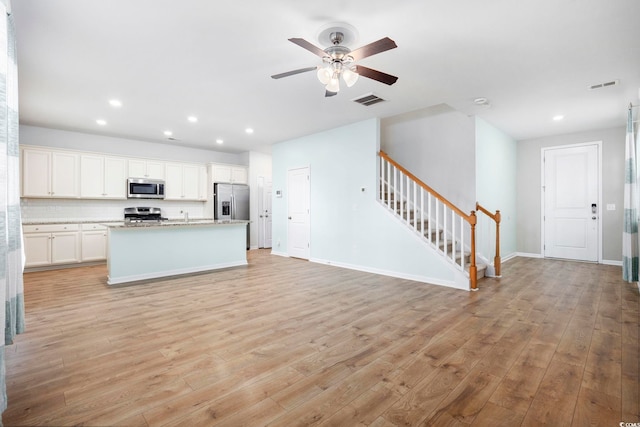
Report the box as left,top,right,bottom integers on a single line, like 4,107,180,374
245,128,254,134
215,138,224,144
474,97,490,106
163,130,173,137
96,119,107,126
553,115,564,121
187,116,198,123
108,99,122,108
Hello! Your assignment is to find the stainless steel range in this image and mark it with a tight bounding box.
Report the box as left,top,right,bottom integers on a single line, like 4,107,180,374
124,207,167,223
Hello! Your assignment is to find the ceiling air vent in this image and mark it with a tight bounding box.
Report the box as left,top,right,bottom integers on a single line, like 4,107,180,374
352,93,386,106
588,80,619,90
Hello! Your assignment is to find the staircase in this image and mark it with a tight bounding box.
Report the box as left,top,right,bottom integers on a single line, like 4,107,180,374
378,151,500,290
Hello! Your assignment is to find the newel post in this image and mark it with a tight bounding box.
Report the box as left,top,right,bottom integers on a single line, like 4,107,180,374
494,210,501,277
469,211,478,291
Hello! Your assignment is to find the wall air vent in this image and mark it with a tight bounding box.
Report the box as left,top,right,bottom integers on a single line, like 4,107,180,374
588,80,619,90
352,93,386,106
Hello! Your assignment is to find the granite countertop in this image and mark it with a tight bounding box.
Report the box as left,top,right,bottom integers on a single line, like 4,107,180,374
104,219,249,229
22,218,222,226
22,219,122,225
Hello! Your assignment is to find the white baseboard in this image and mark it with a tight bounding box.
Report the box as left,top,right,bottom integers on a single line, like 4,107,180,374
601,259,622,266
515,252,543,259
310,257,469,291
270,250,289,258
107,261,247,285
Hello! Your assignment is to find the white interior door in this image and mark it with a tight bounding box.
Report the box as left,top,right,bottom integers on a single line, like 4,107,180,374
543,143,599,261
257,176,273,248
288,167,310,259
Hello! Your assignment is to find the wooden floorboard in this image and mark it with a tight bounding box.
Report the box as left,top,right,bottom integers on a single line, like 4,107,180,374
2,250,639,426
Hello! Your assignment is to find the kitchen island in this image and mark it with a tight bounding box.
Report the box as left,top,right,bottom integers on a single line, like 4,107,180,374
104,220,248,285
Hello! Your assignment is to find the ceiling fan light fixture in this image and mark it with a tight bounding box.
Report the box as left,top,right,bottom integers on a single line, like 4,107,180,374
317,66,332,85
326,76,340,93
342,67,359,87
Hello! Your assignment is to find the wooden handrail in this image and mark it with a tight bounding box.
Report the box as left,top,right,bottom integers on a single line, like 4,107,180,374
379,151,478,290
475,202,501,277
379,151,475,223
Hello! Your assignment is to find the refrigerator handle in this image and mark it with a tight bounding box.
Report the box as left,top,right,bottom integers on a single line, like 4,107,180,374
231,193,235,219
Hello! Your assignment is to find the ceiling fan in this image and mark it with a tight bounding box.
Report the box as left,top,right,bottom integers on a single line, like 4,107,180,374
271,29,398,97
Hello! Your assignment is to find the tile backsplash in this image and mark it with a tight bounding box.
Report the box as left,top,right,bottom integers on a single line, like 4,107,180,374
21,198,207,223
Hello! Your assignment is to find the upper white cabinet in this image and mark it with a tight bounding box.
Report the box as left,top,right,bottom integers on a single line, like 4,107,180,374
165,163,207,201
211,163,248,184
80,155,127,199
127,159,165,179
20,146,227,203
22,148,80,198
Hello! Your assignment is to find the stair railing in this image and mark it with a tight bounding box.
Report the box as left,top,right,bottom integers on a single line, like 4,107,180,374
378,151,478,290
475,202,501,277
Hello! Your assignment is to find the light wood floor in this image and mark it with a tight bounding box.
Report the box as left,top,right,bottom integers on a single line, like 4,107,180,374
3,250,639,426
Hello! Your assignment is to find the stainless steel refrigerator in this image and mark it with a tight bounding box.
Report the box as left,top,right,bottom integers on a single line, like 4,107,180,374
214,183,250,248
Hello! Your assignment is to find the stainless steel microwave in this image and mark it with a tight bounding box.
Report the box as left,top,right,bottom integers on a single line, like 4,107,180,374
127,178,165,199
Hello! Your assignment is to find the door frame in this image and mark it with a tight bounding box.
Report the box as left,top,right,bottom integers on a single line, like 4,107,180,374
257,175,272,248
287,166,310,259
540,141,603,262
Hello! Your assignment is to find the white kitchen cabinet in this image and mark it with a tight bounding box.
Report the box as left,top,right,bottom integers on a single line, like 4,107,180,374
21,148,79,198
23,224,81,267
23,233,51,267
211,163,248,184
80,155,127,199
81,224,107,262
128,159,165,179
165,163,206,201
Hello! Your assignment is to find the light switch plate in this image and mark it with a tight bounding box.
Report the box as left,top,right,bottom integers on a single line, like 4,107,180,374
606,204,615,211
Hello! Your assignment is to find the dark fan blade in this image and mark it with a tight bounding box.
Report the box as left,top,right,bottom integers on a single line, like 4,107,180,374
289,38,327,58
355,65,398,85
271,66,317,79
325,90,338,97
349,37,397,61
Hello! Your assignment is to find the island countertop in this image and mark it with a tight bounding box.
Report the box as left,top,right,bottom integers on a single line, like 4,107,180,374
102,219,249,229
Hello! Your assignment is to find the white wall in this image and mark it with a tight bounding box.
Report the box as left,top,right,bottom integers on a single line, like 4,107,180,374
517,126,625,262
380,104,477,212
271,118,467,289
20,125,245,165
475,118,517,262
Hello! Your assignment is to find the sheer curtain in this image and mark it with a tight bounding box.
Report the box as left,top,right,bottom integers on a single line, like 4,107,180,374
623,106,639,282
0,0,25,416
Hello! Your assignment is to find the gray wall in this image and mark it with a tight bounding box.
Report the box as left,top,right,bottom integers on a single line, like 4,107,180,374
476,117,518,261
380,105,476,212
517,126,625,262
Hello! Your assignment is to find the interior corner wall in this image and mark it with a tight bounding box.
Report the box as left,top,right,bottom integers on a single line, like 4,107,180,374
517,126,625,262
380,105,477,213
271,118,461,288
475,117,517,260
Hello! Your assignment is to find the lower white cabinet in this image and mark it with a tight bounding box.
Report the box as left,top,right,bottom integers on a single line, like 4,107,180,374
23,224,81,268
81,224,107,262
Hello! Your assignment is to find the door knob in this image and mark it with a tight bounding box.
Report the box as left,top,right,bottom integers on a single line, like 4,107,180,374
288,216,292,220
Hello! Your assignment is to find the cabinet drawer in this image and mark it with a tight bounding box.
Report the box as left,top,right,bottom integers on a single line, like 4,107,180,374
23,223,80,233
80,223,107,231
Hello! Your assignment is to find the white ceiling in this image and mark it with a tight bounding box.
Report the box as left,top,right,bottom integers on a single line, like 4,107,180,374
12,0,640,154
